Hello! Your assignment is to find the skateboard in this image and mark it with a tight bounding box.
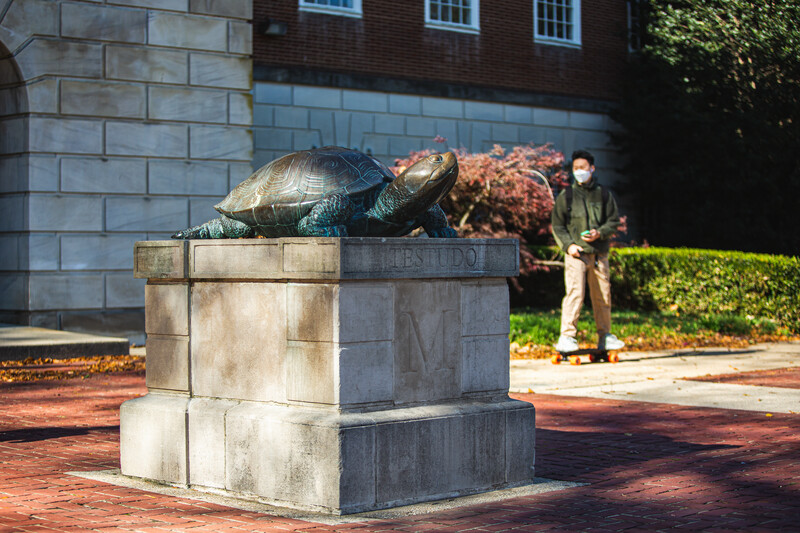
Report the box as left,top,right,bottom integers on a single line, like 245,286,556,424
551,348,620,365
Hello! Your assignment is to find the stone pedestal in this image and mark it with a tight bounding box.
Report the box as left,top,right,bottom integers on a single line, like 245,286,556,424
121,237,535,514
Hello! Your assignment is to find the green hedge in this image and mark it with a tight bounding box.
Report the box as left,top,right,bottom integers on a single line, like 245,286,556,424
524,246,800,332
610,247,800,331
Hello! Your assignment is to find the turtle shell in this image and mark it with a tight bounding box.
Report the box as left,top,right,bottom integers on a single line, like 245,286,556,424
215,146,394,231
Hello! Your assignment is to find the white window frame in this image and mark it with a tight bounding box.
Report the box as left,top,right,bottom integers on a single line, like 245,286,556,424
298,0,362,19
425,0,480,35
533,0,581,48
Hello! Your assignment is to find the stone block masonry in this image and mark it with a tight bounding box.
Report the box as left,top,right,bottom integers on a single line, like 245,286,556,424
121,238,535,514
0,0,253,343
252,82,624,185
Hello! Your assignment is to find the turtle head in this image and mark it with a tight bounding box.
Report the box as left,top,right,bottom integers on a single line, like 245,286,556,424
373,152,458,223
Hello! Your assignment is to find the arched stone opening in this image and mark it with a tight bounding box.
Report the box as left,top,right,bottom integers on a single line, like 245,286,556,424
0,0,253,342
0,36,29,326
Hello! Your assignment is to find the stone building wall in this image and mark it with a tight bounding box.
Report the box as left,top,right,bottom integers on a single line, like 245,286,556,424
252,81,623,182
0,0,253,343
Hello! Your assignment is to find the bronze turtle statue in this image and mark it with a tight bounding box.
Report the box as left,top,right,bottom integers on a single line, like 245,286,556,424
172,146,459,239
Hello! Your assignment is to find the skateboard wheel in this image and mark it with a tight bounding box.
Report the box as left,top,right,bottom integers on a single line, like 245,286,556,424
589,353,598,363
569,356,581,365
551,355,562,365
608,353,620,363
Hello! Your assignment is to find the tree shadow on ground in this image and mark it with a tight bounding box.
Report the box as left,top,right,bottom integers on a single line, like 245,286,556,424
367,424,797,530
534,427,735,481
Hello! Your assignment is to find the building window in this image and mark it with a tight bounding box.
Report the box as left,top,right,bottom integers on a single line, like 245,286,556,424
533,0,581,47
425,0,480,34
298,0,362,18
627,0,644,52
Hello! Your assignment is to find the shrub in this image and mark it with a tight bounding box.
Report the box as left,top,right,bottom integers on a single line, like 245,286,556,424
393,142,568,291
521,246,800,333
609,247,800,331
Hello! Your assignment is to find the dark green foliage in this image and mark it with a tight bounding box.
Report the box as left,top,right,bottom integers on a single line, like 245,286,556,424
521,246,800,332
509,245,566,308
613,1,800,254
610,247,800,331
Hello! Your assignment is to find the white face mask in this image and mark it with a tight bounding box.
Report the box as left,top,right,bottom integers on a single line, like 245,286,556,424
573,169,592,184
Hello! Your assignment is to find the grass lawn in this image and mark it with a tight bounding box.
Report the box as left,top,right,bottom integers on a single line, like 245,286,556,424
510,308,799,359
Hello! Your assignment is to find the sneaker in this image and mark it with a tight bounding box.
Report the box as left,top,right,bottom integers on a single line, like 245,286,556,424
599,333,625,351
554,335,579,352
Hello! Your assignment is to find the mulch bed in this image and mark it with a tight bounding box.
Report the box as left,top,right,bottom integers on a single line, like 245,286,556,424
0,356,145,383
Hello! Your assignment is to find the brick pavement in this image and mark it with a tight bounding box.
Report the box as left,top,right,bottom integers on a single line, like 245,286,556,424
2,370,800,532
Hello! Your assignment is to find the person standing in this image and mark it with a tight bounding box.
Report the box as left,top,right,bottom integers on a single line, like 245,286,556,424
552,149,626,353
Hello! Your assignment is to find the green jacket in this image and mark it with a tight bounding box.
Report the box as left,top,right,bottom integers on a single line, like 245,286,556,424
551,178,621,255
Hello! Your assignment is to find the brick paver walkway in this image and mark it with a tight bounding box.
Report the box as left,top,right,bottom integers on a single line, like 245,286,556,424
2,369,799,531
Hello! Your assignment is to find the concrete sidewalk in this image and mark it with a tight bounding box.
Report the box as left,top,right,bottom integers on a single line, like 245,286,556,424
0,323,129,361
511,342,800,413
0,323,131,361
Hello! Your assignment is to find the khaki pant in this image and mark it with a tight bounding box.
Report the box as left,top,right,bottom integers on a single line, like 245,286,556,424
560,253,611,338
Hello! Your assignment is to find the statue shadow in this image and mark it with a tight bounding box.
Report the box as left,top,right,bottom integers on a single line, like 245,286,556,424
0,425,119,443
622,348,761,363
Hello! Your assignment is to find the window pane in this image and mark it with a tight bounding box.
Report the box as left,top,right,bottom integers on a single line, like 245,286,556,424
304,0,355,6
428,0,474,26
536,0,576,41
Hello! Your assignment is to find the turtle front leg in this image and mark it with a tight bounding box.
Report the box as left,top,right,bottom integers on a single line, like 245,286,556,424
172,215,255,239
420,204,457,238
298,194,355,237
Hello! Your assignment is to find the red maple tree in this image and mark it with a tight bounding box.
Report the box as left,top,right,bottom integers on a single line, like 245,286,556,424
393,141,569,287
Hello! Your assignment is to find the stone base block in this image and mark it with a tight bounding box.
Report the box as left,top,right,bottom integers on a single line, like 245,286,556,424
123,238,534,514
119,393,189,485
121,395,535,514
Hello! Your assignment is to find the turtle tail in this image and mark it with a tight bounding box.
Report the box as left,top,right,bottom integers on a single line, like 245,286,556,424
171,216,255,239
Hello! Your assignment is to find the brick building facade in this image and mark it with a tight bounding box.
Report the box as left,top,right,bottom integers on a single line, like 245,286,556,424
254,0,628,102
250,0,631,202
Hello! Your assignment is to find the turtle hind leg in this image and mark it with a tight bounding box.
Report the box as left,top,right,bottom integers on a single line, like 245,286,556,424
420,204,457,238
172,216,255,239
298,194,355,237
